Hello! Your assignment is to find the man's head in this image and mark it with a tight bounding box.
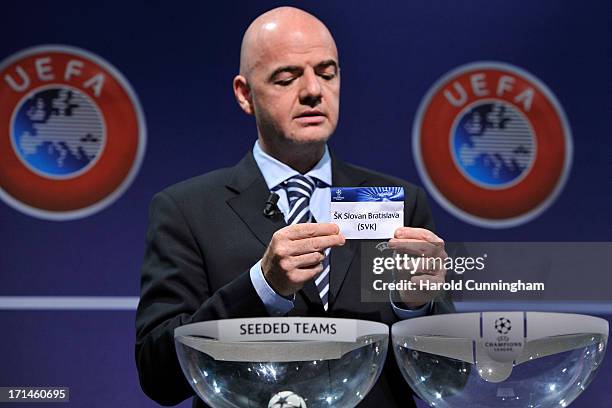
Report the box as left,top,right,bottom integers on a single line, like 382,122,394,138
233,7,340,165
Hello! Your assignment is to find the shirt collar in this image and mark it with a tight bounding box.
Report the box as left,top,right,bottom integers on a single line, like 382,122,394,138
252,140,332,189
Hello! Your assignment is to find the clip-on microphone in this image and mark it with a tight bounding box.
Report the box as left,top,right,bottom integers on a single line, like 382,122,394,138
263,192,281,218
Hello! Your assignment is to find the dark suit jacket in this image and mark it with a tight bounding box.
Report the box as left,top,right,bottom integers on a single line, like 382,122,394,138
135,151,454,407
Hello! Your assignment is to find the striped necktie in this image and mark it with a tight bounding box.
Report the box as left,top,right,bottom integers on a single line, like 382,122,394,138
284,175,330,311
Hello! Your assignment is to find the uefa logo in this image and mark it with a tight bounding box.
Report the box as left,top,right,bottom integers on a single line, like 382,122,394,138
0,45,146,220
413,62,572,228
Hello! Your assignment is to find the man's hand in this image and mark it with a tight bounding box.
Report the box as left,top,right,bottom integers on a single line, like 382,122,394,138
262,223,346,297
388,227,447,309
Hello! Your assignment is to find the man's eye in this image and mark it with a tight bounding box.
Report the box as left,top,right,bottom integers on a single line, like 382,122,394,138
321,73,336,80
275,78,295,86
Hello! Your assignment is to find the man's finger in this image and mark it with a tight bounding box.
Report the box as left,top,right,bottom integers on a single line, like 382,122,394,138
413,263,447,277
410,274,446,288
397,266,439,278
291,251,326,268
284,223,340,240
388,239,445,257
393,260,446,280
394,227,444,244
397,274,444,305
292,265,325,283
292,234,345,255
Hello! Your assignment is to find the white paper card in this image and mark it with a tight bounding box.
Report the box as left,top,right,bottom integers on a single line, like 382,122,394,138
330,187,404,239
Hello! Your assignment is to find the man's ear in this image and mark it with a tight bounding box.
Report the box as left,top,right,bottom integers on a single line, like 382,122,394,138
233,75,254,115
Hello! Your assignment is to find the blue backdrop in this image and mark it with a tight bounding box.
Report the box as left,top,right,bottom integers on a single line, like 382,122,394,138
1,1,611,407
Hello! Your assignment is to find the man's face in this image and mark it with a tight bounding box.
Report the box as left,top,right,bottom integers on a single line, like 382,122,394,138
246,25,340,147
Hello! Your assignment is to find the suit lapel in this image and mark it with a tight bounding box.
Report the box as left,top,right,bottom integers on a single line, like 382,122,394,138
226,152,323,308
226,153,286,248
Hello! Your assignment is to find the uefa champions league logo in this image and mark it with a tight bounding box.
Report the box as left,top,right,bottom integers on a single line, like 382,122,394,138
268,391,307,408
495,317,512,335
334,188,344,201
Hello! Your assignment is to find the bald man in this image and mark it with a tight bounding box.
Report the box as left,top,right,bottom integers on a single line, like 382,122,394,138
136,7,453,407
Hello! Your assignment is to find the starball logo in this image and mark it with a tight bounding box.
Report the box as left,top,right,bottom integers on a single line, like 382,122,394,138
413,62,572,228
0,45,146,220
486,317,522,352
334,188,344,201
495,317,512,335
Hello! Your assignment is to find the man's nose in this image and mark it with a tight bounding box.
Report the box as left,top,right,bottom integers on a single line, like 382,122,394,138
299,69,322,106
